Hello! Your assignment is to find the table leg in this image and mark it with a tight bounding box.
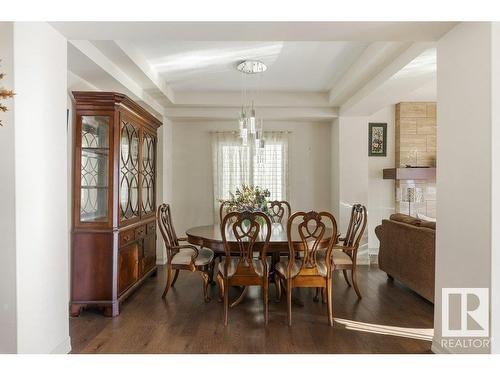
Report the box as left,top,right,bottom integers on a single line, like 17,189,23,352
230,286,248,307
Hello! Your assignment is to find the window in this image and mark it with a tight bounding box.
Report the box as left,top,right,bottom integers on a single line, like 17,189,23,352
212,131,288,218
253,144,284,201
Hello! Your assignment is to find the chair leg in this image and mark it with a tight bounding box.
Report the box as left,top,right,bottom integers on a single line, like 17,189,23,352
342,269,351,287
223,279,229,326
352,268,362,299
286,279,292,327
201,271,211,303
313,287,320,302
216,273,224,302
209,259,216,285
321,287,326,304
326,277,333,326
171,269,180,287
263,280,269,325
275,273,282,302
162,265,174,299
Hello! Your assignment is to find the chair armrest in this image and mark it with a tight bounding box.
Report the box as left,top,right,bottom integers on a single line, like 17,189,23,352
171,244,199,261
333,244,355,252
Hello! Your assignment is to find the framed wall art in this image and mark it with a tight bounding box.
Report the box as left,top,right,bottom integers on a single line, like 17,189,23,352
368,122,387,157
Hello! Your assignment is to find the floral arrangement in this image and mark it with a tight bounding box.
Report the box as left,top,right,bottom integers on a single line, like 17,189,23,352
0,60,15,126
222,184,271,215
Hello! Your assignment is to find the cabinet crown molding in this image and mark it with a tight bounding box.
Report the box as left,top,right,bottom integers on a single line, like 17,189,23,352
72,91,162,128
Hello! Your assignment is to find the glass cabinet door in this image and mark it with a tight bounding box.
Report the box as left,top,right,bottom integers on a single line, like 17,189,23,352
141,131,156,216
80,116,110,223
119,120,140,221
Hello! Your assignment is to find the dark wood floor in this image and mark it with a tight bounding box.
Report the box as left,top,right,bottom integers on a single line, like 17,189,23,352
70,262,434,354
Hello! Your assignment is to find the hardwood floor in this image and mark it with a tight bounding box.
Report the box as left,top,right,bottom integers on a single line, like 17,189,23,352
70,262,434,354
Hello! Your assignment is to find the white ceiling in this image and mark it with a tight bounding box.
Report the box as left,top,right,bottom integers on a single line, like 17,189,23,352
137,41,368,91
62,22,450,118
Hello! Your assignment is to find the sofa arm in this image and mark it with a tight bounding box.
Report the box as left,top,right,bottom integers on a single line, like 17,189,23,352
375,225,383,241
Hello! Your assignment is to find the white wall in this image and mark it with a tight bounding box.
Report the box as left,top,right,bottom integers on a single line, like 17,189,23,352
433,22,495,354
331,116,369,263
0,22,17,354
171,120,331,235
367,106,396,252
13,22,70,354
157,117,173,264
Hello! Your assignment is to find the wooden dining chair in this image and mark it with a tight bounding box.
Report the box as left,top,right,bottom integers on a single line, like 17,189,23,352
268,200,291,223
333,204,367,298
219,200,233,223
157,203,215,302
275,211,338,326
313,204,367,302
217,210,272,326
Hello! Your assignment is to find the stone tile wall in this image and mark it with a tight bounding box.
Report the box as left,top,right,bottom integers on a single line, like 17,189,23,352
395,102,437,218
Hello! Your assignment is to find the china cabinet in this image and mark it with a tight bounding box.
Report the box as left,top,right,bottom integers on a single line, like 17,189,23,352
70,92,162,317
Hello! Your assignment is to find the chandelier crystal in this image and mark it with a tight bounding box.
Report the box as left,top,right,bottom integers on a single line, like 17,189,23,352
236,60,266,155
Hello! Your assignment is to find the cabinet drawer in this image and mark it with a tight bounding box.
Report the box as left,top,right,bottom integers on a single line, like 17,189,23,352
119,229,135,247
147,222,156,235
135,225,146,239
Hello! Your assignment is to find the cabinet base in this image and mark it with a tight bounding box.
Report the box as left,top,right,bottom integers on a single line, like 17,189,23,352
70,266,157,318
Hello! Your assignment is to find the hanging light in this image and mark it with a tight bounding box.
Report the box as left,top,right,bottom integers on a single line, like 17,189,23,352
238,107,247,138
236,60,266,150
241,129,248,147
249,101,256,134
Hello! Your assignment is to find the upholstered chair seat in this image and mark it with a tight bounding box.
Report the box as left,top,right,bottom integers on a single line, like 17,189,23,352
316,249,353,266
218,258,268,277
275,258,329,277
172,247,214,266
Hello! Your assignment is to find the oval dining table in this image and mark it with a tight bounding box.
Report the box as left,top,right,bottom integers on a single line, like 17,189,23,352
186,223,335,307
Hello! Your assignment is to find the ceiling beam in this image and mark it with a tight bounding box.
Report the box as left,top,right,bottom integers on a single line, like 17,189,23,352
339,42,435,115
164,106,338,121
114,41,175,104
51,22,456,42
328,42,411,105
170,91,330,108
68,40,165,116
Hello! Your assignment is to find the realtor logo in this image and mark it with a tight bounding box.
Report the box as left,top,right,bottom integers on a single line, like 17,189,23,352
442,288,489,337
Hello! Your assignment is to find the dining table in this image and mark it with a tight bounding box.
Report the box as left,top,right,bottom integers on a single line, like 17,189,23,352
186,222,335,307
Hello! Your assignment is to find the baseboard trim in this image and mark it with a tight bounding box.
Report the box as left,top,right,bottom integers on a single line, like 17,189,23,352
356,247,370,265
50,336,71,354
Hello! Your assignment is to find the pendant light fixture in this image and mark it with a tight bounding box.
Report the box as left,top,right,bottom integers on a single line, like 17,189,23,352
236,60,266,150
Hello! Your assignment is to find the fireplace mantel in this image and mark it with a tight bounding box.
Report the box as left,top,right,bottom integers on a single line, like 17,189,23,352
383,167,436,180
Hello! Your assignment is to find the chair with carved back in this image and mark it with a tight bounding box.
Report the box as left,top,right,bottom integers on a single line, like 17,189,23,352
314,204,367,302
268,200,291,224
267,200,292,266
333,204,367,298
157,203,215,302
217,211,272,326
275,211,338,326
219,200,233,224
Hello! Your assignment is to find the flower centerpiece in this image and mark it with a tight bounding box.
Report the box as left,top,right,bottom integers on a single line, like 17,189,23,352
221,184,271,224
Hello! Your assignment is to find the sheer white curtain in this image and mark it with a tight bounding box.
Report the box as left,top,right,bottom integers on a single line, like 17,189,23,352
212,132,250,220
212,131,289,222
253,131,289,201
